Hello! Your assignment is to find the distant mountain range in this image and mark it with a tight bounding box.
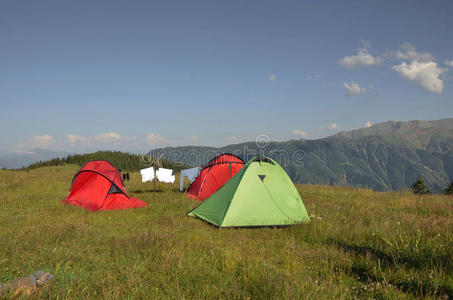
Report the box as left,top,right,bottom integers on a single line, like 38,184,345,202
150,118,453,192
2,118,452,192
0,148,70,169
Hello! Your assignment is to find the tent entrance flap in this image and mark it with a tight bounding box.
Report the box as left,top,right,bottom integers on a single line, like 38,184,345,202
187,154,245,201
62,160,147,211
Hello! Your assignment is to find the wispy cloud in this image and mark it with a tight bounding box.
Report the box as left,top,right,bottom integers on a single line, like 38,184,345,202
328,123,340,130
146,133,165,145
66,134,88,145
344,81,366,96
186,136,199,144
292,129,308,138
16,134,56,150
339,46,383,68
93,132,121,141
445,60,453,67
228,136,239,143
267,74,277,81
306,74,320,80
31,134,56,147
12,134,57,153
393,43,433,62
65,132,138,149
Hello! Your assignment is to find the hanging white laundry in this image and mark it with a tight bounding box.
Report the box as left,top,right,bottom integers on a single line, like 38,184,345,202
156,168,175,183
180,167,200,191
140,167,155,182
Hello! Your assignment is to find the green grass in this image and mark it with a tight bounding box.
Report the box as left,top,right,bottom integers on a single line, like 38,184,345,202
0,165,452,299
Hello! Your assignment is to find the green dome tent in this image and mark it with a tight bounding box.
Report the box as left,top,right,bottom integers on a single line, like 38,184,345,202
188,156,309,227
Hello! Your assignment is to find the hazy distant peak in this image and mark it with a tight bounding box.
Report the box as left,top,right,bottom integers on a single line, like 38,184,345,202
332,118,453,149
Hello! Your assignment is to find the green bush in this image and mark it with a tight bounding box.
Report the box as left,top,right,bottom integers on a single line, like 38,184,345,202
411,178,430,195
446,182,453,195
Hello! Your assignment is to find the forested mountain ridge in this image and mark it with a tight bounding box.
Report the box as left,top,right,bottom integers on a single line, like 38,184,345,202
18,151,185,172
151,119,453,192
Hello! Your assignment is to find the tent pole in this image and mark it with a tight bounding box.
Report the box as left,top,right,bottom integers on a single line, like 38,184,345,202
151,144,156,193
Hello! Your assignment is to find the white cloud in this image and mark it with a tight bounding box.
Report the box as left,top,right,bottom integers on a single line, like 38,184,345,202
9,149,36,154
392,60,445,94
8,149,36,154
13,132,143,153
32,134,56,147
65,132,136,149
187,136,199,143
306,74,320,80
344,81,366,96
328,123,340,130
445,60,453,67
25,135,56,148
365,121,372,128
66,134,88,145
268,74,276,81
292,129,308,138
146,133,165,144
339,48,383,68
228,136,239,143
94,132,121,141
13,134,56,151
394,43,433,62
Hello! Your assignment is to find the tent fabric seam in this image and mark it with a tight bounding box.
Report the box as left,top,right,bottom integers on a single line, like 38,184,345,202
218,166,248,226
69,170,129,199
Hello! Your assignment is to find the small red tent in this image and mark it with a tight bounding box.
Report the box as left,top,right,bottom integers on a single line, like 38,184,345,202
62,160,147,211
187,154,244,201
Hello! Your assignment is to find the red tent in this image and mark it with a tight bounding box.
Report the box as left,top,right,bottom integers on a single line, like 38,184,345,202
187,154,244,201
62,160,147,211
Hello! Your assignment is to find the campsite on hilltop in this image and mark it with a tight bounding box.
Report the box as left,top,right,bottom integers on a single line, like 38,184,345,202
1,120,452,298
1,163,452,298
2,0,453,299
1,144,453,298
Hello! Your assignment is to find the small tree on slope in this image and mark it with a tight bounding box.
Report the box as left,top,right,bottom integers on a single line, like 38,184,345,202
446,182,453,195
411,178,430,195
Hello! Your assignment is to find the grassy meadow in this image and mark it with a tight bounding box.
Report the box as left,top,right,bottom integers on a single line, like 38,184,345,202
0,165,452,299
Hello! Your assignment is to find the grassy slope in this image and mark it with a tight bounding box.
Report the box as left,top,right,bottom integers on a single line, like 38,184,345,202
0,166,452,299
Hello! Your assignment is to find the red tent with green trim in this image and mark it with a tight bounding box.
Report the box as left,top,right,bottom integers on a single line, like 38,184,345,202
62,160,147,211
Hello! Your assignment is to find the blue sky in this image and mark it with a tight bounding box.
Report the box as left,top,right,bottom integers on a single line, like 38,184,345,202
1,0,452,153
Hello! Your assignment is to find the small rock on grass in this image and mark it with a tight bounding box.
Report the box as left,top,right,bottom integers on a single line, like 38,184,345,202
0,270,54,296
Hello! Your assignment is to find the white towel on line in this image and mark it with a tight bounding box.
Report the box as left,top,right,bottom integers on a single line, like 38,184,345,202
156,168,175,183
140,167,155,182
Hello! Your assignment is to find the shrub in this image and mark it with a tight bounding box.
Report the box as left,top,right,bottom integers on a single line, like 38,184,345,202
445,182,453,195
411,178,430,195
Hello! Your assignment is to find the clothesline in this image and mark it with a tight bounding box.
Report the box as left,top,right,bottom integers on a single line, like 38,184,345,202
140,167,175,184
